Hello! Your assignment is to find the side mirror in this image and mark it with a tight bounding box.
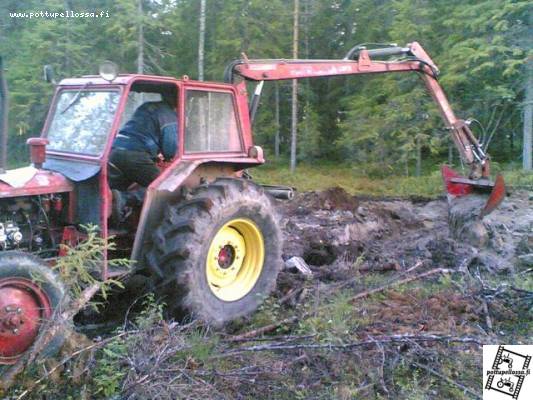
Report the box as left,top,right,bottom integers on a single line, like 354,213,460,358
43,65,56,84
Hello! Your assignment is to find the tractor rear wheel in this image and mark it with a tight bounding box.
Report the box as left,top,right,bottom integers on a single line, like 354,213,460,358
0,252,66,367
146,178,282,325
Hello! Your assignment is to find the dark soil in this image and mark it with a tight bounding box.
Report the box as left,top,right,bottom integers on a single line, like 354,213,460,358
278,187,532,283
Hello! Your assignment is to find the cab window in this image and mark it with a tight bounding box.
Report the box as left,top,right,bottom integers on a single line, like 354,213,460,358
184,90,242,153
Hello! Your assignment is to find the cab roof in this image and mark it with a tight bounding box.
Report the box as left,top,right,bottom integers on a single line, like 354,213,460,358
58,74,183,86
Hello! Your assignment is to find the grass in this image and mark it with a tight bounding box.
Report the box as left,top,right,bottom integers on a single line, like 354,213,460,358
251,160,533,197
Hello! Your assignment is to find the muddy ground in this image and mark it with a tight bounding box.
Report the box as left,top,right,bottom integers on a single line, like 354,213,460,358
4,188,532,399
279,187,531,285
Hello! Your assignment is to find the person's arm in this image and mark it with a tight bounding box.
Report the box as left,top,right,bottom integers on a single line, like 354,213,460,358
158,104,178,160
161,122,177,160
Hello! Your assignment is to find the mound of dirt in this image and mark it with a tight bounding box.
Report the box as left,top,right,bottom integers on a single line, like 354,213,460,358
278,187,531,276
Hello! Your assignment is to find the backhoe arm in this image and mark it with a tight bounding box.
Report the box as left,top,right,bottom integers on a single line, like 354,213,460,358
226,42,490,180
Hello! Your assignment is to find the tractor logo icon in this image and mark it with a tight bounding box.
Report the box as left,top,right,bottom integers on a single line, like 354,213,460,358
484,345,532,399
497,353,513,370
496,377,515,393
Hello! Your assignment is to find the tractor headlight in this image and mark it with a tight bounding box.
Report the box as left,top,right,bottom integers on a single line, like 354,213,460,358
99,61,119,82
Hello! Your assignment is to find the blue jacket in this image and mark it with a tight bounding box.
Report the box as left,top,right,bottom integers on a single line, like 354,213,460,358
112,102,177,160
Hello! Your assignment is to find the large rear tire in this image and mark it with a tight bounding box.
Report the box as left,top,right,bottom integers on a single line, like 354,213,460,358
0,252,66,367
145,178,282,325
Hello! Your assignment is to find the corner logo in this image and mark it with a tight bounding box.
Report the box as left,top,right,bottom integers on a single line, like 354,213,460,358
484,345,532,399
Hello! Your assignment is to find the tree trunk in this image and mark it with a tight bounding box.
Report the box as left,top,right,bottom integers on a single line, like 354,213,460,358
198,0,206,81
137,0,144,74
274,82,280,158
303,0,310,144
64,0,73,75
0,57,8,174
523,56,532,171
290,0,299,173
415,134,422,177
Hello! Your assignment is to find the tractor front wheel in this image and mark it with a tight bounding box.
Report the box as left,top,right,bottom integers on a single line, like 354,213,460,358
0,252,66,367
146,178,282,325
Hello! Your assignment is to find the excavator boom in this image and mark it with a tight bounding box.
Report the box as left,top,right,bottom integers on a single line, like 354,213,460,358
226,42,505,216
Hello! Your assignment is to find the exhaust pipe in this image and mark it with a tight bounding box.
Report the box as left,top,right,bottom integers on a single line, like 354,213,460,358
0,56,8,174
262,184,295,200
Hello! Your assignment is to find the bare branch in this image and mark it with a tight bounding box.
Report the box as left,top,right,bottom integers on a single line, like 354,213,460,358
223,333,483,356
226,316,299,342
349,268,454,303
408,359,482,399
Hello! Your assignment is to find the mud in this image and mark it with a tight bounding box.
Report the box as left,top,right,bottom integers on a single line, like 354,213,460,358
278,188,532,279
77,188,531,333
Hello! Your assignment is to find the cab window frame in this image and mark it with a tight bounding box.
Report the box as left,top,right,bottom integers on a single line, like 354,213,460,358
182,88,244,156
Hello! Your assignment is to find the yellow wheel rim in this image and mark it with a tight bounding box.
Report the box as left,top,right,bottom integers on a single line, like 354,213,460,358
205,218,265,302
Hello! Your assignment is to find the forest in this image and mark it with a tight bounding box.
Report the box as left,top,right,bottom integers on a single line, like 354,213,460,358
0,0,531,175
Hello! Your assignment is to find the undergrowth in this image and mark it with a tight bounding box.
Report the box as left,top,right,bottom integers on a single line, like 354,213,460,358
53,225,130,304
2,174,531,399
252,161,533,197
6,266,531,399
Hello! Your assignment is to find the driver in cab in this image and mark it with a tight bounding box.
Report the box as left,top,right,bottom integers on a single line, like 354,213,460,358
108,93,177,220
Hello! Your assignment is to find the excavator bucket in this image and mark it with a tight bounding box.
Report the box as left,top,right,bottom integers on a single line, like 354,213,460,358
480,174,506,218
441,165,506,218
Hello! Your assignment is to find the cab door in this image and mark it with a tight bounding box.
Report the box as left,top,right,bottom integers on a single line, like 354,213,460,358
181,84,246,159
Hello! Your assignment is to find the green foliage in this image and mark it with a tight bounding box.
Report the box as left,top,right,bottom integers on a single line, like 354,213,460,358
1,0,529,170
296,290,362,342
253,161,443,197
298,103,322,160
53,225,129,304
181,328,219,363
132,293,165,329
92,340,129,398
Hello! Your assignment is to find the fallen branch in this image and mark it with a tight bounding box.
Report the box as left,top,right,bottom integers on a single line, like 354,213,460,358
349,268,452,303
357,262,401,273
481,299,493,333
0,283,101,391
403,260,424,274
408,359,482,400
223,334,315,343
226,316,299,342
333,260,423,292
279,287,304,305
222,333,482,356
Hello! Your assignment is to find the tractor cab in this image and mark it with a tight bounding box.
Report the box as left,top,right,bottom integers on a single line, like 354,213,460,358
41,75,181,234
2,67,264,278
43,71,260,268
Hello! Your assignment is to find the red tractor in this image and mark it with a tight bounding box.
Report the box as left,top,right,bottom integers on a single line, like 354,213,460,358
0,42,504,366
